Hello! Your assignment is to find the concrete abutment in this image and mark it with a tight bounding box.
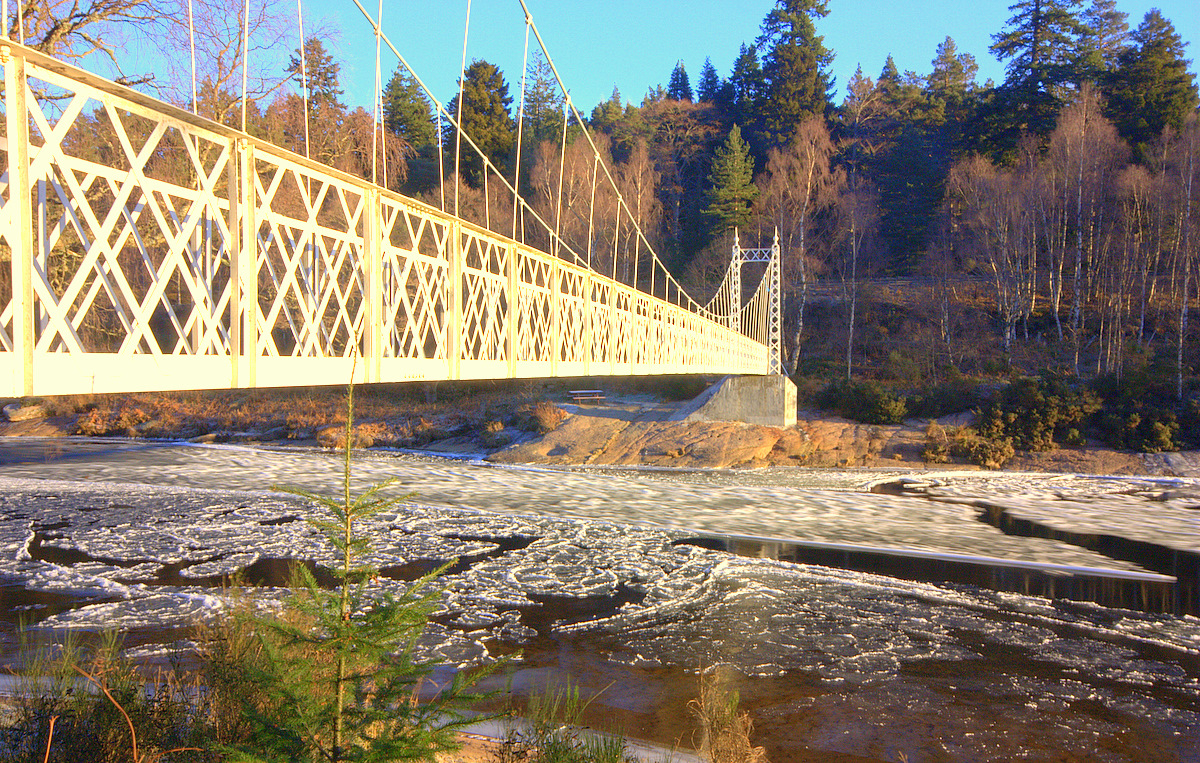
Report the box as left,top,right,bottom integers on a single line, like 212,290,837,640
670,374,797,428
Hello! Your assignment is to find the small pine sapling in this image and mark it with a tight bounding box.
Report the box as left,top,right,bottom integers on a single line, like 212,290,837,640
227,376,494,763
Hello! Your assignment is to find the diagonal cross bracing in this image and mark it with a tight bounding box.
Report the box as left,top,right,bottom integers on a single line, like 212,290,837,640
0,42,774,396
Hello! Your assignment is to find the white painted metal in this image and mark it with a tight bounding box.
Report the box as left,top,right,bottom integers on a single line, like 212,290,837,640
731,229,783,375
0,43,774,397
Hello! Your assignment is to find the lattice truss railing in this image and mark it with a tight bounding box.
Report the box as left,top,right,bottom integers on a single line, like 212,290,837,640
1,43,770,396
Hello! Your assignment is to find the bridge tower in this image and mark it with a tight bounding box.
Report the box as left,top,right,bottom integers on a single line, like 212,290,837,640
731,230,783,375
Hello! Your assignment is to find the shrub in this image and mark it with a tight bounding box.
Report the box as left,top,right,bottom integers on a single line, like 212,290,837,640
687,668,769,763
880,350,923,385
817,381,908,425
2,632,210,763
905,378,982,418
921,422,951,464
1091,371,1198,453
495,683,640,763
976,374,1099,452
514,401,568,433
1098,410,1180,452
948,427,1015,469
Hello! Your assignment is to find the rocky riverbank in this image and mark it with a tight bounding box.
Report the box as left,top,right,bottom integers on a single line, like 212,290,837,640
2,386,1197,476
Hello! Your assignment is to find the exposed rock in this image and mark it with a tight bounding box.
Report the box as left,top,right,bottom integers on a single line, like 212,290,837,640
490,414,811,469
3,402,46,422
317,423,386,449
0,414,74,437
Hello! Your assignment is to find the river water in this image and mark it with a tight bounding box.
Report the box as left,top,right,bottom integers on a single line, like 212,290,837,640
1,438,1199,762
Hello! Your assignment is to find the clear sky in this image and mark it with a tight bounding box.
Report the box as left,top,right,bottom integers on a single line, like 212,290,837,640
296,0,1197,116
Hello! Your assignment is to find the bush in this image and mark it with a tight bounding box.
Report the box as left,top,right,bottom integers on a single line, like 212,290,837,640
921,422,951,463
1097,410,1180,452
514,401,568,433
1091,370,1198,453
906,378,982,418
2,632,212,763
976,374,1099,452
948,427,1015,469
817,381,909,425
495,683,640,763
687,668,769,763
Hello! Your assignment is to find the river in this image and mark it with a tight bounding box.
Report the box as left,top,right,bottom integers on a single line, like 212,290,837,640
1,437,1198,762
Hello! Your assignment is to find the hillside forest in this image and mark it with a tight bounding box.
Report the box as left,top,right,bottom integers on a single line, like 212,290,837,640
8,0,1200,459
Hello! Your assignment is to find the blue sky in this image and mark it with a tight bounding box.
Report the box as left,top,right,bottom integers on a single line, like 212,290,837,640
287,0,1196,114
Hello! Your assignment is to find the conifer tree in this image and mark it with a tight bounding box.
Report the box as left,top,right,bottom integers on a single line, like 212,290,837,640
1106,9,1198,161
287,36,344,114
382,67,436,149
729,43,766,129
522,49,566,146
668,61,694,102
697,58,722,103
590,87,624,131
1078,0,1129,77
927,36,979,115
228,380,494,763
879,54,901,89
445,59,515,184
704,124,758,235
989,0,1086,137
755,0,835,147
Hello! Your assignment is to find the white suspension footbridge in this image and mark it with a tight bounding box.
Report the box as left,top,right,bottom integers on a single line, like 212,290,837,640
0,2,781,397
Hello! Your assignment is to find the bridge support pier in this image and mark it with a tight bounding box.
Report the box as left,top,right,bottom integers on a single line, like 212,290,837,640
670,374,797,428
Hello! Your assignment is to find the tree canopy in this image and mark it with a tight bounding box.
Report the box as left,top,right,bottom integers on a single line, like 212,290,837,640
755,0,835,146
704,124,758,235
446,59,515,184
1105,9,1198,159
383,67,436,149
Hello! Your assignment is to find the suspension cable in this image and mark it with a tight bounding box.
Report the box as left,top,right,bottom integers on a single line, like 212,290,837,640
296,0,310,159
371,0,383,186
187,0,197,114
345,0,619,274
453,0,472,220
17,0,23,44
587,153,597,268
347,0,445,210
378,0,387,191
611,204,620,282
437,110,446,211
514,0,702,311
240,0,250,132
3,0,8,40
553,97,569,259
512,19,530,242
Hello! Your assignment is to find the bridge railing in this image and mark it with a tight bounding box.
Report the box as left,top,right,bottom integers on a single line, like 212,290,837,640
1,42,769,397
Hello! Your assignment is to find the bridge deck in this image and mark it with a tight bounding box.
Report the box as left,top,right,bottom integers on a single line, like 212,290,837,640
1,42,772,397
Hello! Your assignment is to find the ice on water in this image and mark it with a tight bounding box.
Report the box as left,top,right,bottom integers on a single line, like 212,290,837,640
2,441,1200,739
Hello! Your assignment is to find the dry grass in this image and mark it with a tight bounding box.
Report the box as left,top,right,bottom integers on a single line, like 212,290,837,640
687,668,768,763
514,401,568,434
2,633,216,763
26,385,537,448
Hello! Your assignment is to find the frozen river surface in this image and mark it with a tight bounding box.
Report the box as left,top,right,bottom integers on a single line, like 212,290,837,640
1,438,1199,762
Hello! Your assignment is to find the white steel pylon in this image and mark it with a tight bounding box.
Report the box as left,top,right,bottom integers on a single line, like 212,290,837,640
732,229,783,375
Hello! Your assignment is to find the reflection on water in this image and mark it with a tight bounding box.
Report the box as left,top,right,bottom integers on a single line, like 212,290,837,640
0,438,1199,761
684,535,1184,614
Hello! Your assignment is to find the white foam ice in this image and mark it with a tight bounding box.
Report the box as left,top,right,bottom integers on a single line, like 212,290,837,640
3,446,1200,746
34,591,225,630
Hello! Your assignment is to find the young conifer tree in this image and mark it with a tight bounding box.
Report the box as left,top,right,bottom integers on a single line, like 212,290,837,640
704,124,759,236
227,375,494,763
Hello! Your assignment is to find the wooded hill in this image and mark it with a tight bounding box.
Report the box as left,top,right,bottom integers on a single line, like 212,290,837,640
10,0,1200,454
